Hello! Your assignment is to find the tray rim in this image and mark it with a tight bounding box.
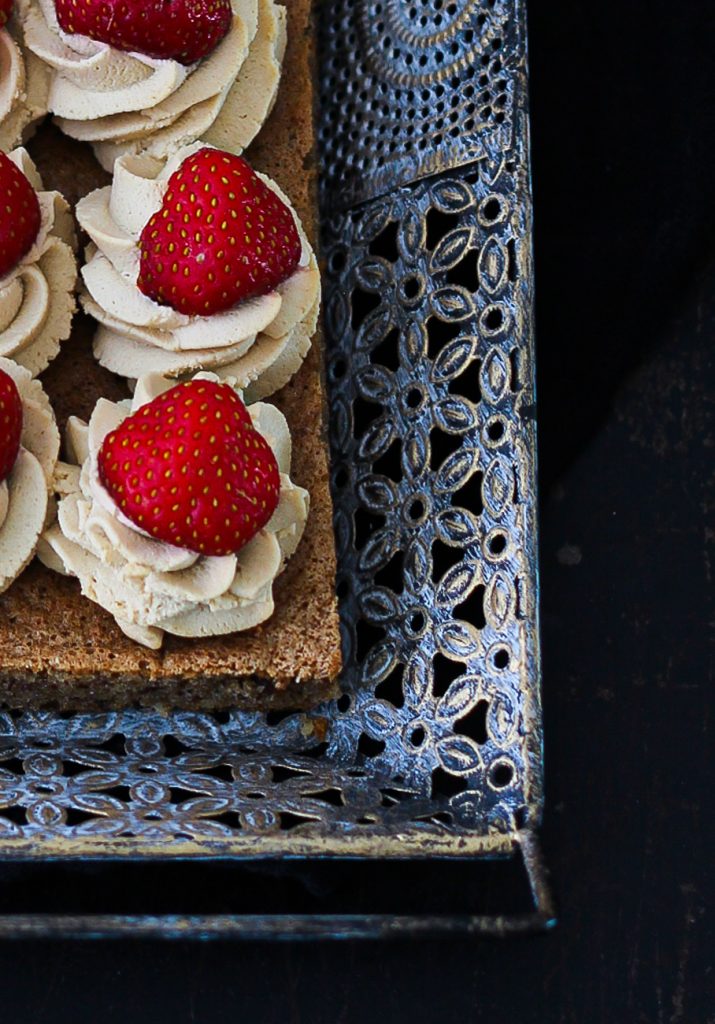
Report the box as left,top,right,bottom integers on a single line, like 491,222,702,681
0,828,556,938
0,830,517,860
0,0,549,937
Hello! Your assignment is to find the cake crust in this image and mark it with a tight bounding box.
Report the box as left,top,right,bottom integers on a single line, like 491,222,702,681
0,0,343,711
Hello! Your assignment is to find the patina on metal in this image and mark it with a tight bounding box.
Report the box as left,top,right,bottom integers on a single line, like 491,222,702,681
0,0,547,938
318,0,518,208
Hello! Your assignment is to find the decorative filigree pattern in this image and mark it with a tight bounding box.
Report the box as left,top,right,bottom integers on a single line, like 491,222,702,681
0,714,446,840
318,0,519,208
0,0,541,861
320,148,541,837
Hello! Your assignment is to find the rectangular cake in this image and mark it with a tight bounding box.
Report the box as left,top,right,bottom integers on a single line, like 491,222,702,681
0,0,343,711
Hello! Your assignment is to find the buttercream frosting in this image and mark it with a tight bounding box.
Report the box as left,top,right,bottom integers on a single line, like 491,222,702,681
76,142,320,400
18,0,285,171
0,354,59,594
0,146,76,375
0,16,49,151
39,370,309,649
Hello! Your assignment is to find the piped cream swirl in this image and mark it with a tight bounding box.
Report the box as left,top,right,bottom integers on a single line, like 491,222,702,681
0,17,49,151
76,142,320,400
39,370,309,649
0,355,59,595
18,0,285,171
0,147,77,376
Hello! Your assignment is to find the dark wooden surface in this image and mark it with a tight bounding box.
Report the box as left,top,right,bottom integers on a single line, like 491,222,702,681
0,0,714,1020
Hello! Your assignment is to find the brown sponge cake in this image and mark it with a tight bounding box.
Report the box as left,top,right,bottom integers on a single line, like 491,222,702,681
0,0,342,711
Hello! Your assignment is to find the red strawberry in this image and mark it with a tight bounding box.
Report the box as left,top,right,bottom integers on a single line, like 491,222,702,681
98,380,280,557
0,153,41,280
137,149,301,317
0,369,22,485
0,0,13,30
54,0,231,66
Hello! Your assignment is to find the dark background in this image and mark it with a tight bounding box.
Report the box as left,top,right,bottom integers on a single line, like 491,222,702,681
1,1,714,1020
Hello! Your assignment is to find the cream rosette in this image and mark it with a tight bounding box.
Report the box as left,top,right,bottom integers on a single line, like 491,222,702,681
0,355,59,594
18,0,285,171
0,146,76,375
39,371,309,649
0,13,50,152
75,142,320,401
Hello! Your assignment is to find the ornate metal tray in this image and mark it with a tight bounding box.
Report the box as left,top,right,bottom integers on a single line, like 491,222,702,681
0,0,551,938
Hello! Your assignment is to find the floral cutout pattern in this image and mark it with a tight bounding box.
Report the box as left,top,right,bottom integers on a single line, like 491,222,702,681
0,0,540,855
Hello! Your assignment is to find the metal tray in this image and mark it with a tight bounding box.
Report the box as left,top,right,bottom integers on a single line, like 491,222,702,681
0,0,551,938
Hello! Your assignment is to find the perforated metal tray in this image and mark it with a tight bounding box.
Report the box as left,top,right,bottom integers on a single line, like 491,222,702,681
0,0,551,938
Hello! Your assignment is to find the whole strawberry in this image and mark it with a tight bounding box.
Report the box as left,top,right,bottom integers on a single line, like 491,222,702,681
0,0,13,30
0,369,23,484
138,149,301,317
0,153,41,280
98,380,280,557
54,0,231,65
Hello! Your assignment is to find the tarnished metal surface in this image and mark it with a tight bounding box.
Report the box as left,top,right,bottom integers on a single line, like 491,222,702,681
0,915,545,940
0,832,555,938
0,0,544,934
318,0,520,208
322,152,541,840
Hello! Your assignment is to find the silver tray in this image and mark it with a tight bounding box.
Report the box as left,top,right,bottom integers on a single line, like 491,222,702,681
0,0,551,938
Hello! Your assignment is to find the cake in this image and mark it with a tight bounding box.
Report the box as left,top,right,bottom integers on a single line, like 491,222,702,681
0,355,59,595
16,0,286,170
0,0,342,711
41,372,310,650
75,143,320,397
0,145,76,375
0,3,48,150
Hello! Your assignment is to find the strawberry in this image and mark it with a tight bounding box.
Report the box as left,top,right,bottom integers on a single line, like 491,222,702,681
0,368,22,485
137,148,301,317
0,152,41,280
54,0,231,66
0,0,13,30
98,380,280,557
